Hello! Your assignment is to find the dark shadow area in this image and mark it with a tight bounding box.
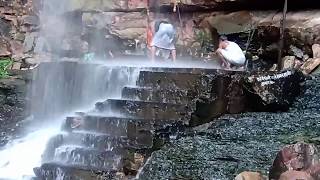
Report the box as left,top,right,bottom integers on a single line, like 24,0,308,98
152,0,320,13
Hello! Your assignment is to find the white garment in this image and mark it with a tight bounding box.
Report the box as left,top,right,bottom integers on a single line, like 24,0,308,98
151,23,176,50
219,41,246,66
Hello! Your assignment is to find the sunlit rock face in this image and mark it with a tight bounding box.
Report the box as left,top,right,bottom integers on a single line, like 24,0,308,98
5,0,318,62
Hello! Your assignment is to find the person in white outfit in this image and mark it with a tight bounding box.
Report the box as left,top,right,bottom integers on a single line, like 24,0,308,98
151,20,177,61
216,35,246,69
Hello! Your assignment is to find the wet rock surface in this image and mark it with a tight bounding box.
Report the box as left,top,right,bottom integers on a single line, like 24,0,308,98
137,75,320,179
34,64,230,179
27,61,306,179
0,75,28,147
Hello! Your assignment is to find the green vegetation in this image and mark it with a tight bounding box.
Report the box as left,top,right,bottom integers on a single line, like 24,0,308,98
0,58,13,78
194,28,214,54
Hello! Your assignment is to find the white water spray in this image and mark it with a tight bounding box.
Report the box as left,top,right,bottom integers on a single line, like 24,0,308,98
0,128,59,179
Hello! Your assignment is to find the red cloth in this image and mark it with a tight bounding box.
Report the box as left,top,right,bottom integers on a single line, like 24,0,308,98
147,26,153,48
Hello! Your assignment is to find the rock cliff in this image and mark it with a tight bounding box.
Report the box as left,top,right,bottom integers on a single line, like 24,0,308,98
2,0,320,65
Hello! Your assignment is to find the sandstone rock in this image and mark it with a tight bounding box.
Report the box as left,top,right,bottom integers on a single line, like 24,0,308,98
201,11,254,34
11,62,21,70
128,0,148,9
294,59,303,69
306,164,320,179
109,12,147,40
300,58,320,74
0,18,12,37
9,40,23,58
279,171,314,180
269,143,320,180
65,0,127,12
0,39,11,57
312,44,320,58
235,171,265,180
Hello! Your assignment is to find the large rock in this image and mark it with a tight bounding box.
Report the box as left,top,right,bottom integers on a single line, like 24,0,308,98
245,70,305,110
235,171,265,180
279,171,314,180
300,58,320,74
0,38,11,57
269,143,320,180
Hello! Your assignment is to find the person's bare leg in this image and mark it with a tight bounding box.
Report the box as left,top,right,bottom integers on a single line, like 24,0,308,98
151,46,156,62
171,49,176,62
216,50,230,68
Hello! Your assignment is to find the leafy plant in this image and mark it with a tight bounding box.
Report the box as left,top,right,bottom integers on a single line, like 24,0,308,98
0,58,13,78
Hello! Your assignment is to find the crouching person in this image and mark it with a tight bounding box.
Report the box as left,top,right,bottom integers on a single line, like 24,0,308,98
216,35,246,70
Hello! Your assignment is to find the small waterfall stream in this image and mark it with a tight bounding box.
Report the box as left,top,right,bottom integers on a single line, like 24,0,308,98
0,0,224,179
0,62,142,179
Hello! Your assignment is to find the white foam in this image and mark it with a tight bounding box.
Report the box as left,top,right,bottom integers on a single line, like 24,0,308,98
0,128,60,180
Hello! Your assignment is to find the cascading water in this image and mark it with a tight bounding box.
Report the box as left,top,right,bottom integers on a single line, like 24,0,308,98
0,0,222,179
0,0,143,178
0,62,141,179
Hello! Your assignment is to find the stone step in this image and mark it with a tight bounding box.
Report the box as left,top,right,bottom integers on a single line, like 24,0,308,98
95,99,191,122
43,145,124,172
122,86,194,104
65,114,186,136
34,162,117,180
64,116,154,147
137,71,214,90
43,131,152,158
144,67,219,74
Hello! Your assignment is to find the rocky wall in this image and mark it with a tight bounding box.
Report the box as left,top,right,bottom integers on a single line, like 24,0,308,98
1,0,320,65
0,72,29,147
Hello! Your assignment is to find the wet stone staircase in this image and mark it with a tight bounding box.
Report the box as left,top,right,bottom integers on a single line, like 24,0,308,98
34,66,245,179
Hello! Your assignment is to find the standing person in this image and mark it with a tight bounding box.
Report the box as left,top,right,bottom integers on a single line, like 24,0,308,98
150,20,177,62
216,35,246,69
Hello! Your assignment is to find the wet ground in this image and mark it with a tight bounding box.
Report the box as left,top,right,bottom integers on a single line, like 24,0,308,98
137,75,320,179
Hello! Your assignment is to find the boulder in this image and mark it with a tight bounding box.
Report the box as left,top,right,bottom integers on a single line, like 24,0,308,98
108,12,147,40
279,171,314,180
11,62,21,70
235,171,265,180
306,164,320,179
312,44,320,58
300,58,320,74
9,40,24,58
245,70,305,110
282,56,296,70
0,38,11,57
269,143,320,180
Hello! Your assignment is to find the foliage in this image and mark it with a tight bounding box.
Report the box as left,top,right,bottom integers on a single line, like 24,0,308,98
0,58,13,78
194,29,214,53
